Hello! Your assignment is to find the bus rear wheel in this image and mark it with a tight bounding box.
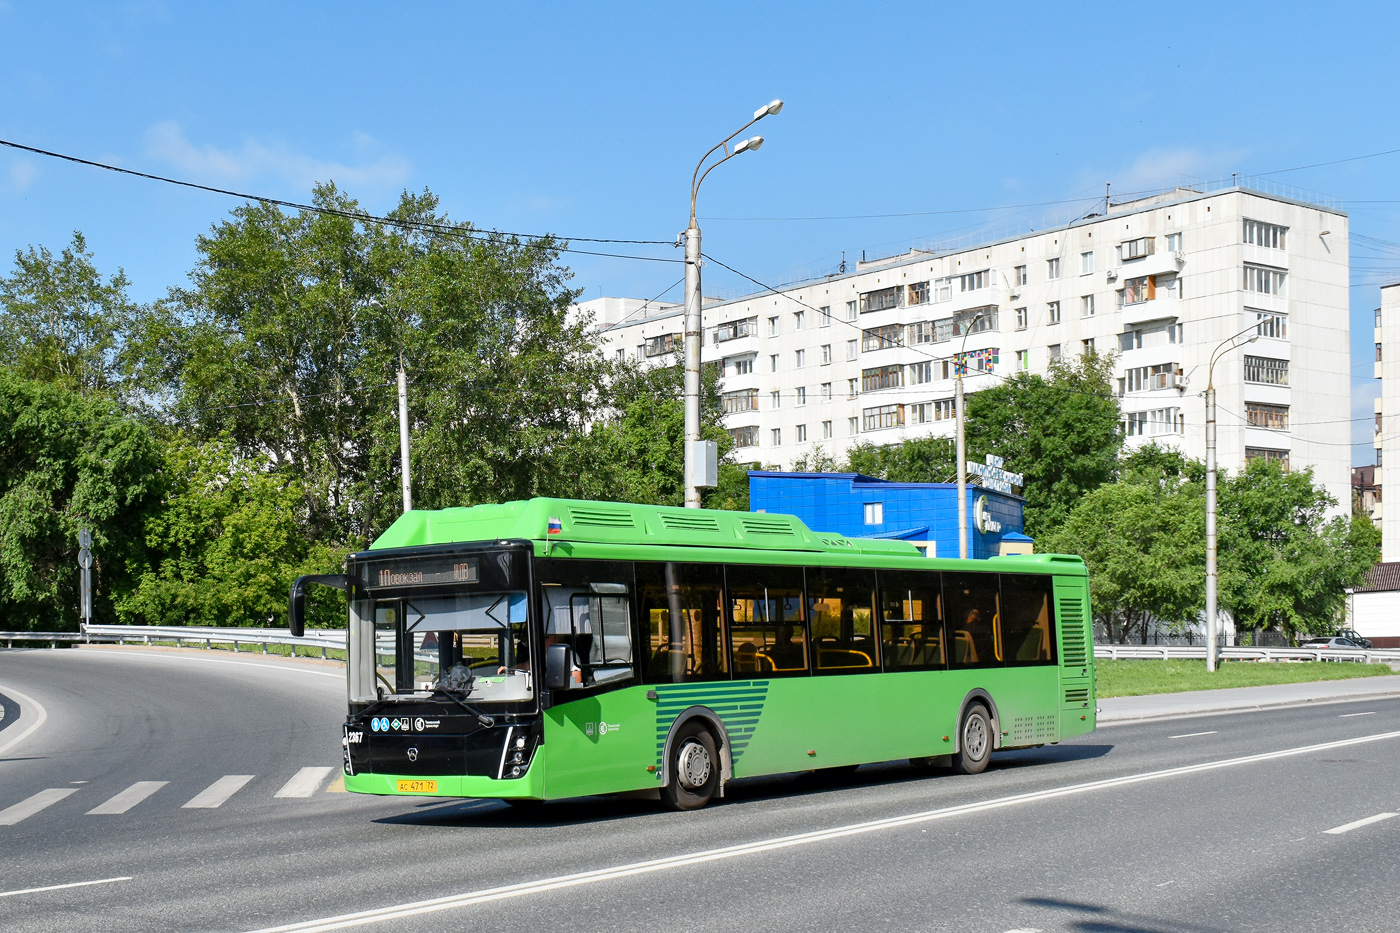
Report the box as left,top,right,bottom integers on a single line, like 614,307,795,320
951,704,992,775
661,722,720,811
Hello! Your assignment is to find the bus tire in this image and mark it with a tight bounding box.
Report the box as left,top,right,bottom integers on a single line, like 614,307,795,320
661,722,720,811
951,704,992,775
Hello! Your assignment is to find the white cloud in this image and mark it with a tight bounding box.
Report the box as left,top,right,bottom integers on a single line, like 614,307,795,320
143,120,411,194
1077,146,1253,199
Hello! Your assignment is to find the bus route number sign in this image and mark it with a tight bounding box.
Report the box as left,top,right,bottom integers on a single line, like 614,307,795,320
365,557,479,589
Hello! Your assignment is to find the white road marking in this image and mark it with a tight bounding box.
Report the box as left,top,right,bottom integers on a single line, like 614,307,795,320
0,788,77,826
325,775,347,793
1169,731,1218,739
0,876,132,898
0,684,49,757
184,775,255,809
244,729,1400,933
1156,880,1175,887
1003,928,1042,932
87,781,167,815
275,767,335,798
1323,812,1398,835
1339,711,1376,718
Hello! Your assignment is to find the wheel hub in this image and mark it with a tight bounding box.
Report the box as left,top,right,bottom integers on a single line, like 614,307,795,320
964,716,987,759
676,740,712,789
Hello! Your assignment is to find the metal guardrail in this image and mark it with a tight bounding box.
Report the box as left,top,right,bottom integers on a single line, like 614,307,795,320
1,625,348,659
1096,645,1400,665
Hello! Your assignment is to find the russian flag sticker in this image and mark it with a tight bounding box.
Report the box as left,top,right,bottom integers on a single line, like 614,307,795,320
547,516,563,535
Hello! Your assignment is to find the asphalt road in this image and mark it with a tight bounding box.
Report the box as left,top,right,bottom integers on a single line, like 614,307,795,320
3,646,1400,933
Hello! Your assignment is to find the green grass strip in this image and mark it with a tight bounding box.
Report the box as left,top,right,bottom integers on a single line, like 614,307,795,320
1097,658,1396,698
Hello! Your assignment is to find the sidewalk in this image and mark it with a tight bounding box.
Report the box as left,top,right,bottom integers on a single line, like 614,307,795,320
1097,674,1400,724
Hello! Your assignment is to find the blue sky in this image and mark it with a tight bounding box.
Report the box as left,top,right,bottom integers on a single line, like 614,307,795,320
3,2,1399,464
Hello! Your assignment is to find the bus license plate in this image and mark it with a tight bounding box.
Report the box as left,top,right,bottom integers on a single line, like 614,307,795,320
397,779,437,793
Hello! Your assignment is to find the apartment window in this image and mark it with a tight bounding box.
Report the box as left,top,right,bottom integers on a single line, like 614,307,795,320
934,398,956,421
796,424,808,443
819,305,831,328
771,428,782,446
909,361,934,385
1246,447,1290,469
1014,307,1028,330
1082,337,1095,354
862,324,902,352
1122,275,1154,305
821,344,832,364
862,364,903,392
1165,233,1183,252
822,420,833,439
1379,343,1384,363
848,416,859,435
1122,363,1180,393
1048,344,1062,362
954,306,998,336
863,404,904,431
615,348,626,362
911,402,933,424
933,277,953,302
1243,219,1287,250
644,333,680,357
864,502,884,525
795,349,806,368
1081,295,1095,317
1118,237,1155,262
722,389,759,413
1244,264,1286,296
907,281,930,305
770,390,781,409
715,317,757,342
730,356,754,375
794,310,806,331
770,354,779,373
1047,257,1061,280
949,348,998,376
908,321,936,345
728,425,758,448
846,339,859,360
848,378,859,398
1244,356,1290,386
1245,402,1289,430
1119,329,1142,352
1015,265,1028,286
959,270,988,292
845,300,858,321
796,387,807,406
820,382,832,400
1016,349,1029,371
1254,310,1288,339
1048,301,1061,324
1123,408,1184,437
1080,251,1095,274
860,286,900,313
768,316,780,336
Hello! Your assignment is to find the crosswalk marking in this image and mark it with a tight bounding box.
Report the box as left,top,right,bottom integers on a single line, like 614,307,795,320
183,775,254,809
0,788,78,826
325,775,346,793
87,781,167,815
274,766,335,798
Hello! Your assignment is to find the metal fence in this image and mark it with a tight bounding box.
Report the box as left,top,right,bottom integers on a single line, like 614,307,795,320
1,625,348,658
1095,644,1400,665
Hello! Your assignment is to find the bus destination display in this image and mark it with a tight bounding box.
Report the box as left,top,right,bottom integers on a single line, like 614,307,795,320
363,556,479,589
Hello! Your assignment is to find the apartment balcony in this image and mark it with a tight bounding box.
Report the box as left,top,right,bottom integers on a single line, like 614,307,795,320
1121,294,1181,326
1113,249,1186,282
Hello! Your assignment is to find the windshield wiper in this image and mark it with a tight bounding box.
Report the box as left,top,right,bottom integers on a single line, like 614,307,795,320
431,687,496,729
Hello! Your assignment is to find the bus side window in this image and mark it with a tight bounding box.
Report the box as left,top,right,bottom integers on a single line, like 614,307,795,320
999,574,1056,665
536,558,637,687
635,562,727,684
876,570,945,671
725,564,809,677
943,572,1000,669
806,568,877,675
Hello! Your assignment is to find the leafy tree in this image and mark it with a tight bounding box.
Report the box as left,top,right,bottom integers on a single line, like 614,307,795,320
0,233,141,396
115,436,343,628
0,370,161,630
964,351,1122,538
845,436,956,482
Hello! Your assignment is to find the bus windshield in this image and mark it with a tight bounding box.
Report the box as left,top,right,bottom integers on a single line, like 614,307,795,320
358,590,532,703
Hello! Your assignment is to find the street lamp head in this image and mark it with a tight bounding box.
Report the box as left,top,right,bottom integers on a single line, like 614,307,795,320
735,135,765,154
755,99,785,120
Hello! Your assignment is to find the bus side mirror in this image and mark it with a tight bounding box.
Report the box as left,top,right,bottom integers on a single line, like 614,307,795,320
288,574,349,637
544,643,573,691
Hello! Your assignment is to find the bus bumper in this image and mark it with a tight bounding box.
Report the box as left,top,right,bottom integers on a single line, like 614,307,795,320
344,758,544,800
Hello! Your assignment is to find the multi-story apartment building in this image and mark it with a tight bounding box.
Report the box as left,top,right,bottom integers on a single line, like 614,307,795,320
582,183,1350,509
1376,283,1400,558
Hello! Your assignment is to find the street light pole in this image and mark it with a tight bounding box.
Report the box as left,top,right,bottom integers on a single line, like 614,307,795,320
1205,324,1260,671
682,99,783,508
955,312,984,558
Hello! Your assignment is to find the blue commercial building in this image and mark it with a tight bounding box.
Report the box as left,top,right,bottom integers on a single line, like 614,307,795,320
748,471,1030,560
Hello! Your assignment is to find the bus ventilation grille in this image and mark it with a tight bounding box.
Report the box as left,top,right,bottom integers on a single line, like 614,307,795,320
659,513,723,533
1064,686,1090,707
567,507,636,529
740,518,796,537
1010,714,1057,744
819,536,855,549
1059,597,1088,667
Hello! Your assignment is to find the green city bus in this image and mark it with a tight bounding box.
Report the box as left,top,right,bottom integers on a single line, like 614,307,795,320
289,497,1095,810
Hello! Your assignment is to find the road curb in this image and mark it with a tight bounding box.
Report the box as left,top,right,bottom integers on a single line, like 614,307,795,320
1098,684,1400,726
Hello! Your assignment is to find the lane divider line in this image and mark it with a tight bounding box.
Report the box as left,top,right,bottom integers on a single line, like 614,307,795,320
275,767,336,798
0,789,78,826
1169,731,1218,739
1323,812,1398,835
0,684,49,758
1339,711,1376,718
0,876,132,898
87,781,168,815
244,728,1400,933
80,651,342,679
184,775,255,809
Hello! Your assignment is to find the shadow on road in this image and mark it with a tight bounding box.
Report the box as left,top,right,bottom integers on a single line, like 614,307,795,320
1020,896,1227,933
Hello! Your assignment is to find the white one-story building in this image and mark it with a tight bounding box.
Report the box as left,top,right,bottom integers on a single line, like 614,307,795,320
1346,562,1400,648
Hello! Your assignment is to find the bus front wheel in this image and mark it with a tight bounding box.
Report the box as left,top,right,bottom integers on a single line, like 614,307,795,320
661,722,720,811
951,705,992,775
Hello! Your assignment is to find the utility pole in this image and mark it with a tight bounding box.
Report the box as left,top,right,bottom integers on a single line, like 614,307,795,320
398,361,412,514
954,311,984,558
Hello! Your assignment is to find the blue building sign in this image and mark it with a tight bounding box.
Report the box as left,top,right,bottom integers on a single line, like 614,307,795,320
748,471,1030,560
